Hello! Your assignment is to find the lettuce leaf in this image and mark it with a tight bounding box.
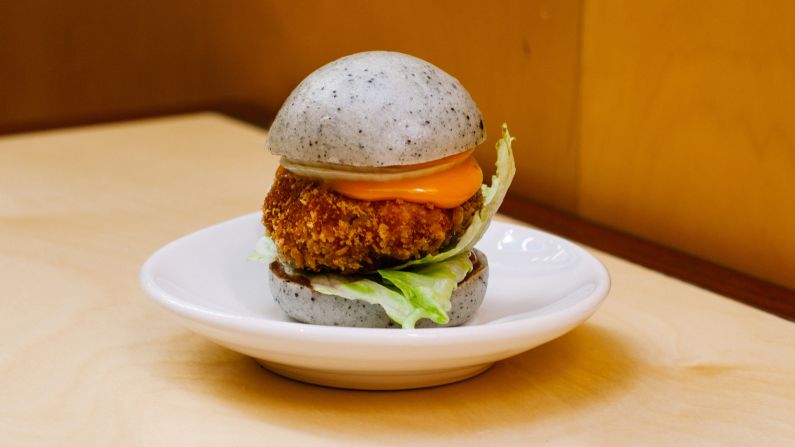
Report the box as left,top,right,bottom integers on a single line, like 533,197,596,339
248,235,278,264
311,253,472,328
250,124,516,328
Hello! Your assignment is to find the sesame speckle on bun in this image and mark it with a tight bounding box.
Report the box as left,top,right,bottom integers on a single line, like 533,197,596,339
266,51,486,167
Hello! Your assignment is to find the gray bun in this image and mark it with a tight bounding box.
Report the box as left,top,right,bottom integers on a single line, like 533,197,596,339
267,51,486,167
270,250,488,328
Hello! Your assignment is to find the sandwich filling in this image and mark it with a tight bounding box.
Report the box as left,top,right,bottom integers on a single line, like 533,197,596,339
251,124,515,328
263,167,483,273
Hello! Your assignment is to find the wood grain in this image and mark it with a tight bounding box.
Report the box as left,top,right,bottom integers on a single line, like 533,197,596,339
1,114,794,445
578,0,795,289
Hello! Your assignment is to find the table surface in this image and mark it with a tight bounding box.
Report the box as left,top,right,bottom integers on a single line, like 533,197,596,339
2,113,793,446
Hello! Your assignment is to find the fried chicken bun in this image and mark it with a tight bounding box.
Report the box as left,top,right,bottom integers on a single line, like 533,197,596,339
251,51,516,329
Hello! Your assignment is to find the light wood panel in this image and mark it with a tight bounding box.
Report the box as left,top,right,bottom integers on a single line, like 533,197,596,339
1,115,795,445
578,0,795,289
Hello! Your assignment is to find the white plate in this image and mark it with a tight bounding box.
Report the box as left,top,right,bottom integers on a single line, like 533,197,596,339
140,213,610,390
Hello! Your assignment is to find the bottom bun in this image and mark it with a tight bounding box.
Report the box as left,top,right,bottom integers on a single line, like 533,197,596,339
269,249,488,328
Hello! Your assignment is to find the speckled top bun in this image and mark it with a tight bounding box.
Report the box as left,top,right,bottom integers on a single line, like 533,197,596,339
266,51,486,167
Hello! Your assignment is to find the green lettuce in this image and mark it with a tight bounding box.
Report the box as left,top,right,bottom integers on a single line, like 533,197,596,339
312,253,472,328
250,124,516,328
247,235,278,264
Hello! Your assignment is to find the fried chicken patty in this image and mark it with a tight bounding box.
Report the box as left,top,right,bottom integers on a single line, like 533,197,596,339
263,168,483,273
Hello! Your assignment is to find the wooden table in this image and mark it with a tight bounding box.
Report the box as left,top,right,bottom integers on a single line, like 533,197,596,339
2,113,794,445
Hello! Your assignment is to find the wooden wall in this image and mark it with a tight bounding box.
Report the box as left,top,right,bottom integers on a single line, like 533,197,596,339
578,1,795,289
2,1,794,289
0,0,581,211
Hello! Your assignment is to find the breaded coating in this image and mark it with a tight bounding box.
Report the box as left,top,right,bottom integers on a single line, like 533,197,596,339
263,168,483,273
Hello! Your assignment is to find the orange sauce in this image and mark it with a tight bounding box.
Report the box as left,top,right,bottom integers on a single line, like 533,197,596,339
329,154,483,208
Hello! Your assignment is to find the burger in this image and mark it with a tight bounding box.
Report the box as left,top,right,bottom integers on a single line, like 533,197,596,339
249,51,515,328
